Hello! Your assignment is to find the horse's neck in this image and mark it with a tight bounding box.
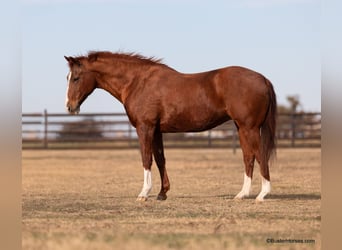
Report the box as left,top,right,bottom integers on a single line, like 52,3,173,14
93,62,139,104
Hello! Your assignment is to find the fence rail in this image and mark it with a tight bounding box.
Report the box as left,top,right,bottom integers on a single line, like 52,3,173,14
22,110,321,150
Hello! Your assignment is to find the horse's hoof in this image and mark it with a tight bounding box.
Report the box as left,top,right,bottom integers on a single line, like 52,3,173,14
136,196,148,202
157,193,167,201
255,198,265,203
234,194,247,200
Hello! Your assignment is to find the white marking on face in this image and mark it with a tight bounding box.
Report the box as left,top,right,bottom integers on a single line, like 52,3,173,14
67,71,72,84
256,177,271,201
65,71,72,109
234,173,252,199
138,169,152,198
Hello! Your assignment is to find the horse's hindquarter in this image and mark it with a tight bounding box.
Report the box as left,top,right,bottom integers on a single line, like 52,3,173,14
216,67,270,126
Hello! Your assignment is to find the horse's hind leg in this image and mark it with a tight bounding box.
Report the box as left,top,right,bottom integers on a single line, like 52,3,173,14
255,144,271,202
152,129,170,200
234,127,256,199
234,126,271,201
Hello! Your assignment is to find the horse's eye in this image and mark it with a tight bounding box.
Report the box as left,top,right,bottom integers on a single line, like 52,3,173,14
73,77,80,82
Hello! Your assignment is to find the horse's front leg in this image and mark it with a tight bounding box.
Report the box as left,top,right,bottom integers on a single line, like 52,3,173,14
152,129,170,200
136,124,154,201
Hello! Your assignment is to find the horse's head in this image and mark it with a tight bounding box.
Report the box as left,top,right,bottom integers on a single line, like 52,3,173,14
64,56,97,114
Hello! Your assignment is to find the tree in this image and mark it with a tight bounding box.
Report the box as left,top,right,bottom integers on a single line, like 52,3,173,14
57,118,104,141
277,95,302,113
286,95,301,113
277,95,319,142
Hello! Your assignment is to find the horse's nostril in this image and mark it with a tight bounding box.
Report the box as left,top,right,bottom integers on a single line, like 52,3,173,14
67,105,72,113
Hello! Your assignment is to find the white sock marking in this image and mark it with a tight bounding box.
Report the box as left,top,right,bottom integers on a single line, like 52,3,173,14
235,173,252,199
138,169,152,198
256,176,271,201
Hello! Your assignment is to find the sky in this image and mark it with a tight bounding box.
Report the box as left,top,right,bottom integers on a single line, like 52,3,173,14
22,0,321,113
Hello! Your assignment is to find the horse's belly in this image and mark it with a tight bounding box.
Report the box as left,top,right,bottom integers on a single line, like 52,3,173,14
157,81,229,132
159,110,229,133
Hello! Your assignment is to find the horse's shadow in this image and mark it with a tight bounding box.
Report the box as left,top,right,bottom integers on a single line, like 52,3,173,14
267,193,321,200
175,193,321,201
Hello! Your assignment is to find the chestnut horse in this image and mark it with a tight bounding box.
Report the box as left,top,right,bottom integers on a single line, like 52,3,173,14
64,51,276,202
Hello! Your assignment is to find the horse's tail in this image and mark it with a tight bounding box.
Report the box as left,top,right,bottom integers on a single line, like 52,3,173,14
261,78,277,165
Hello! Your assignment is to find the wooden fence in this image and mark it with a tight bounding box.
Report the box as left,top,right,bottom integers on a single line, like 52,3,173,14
22,110,321,150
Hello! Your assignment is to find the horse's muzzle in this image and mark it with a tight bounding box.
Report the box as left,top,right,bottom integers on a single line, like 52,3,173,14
66,104,80,115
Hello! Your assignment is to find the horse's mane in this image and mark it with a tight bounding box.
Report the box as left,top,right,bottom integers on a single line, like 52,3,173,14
85,51,165,66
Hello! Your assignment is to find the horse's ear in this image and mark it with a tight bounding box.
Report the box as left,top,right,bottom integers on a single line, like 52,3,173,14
64,56,81,67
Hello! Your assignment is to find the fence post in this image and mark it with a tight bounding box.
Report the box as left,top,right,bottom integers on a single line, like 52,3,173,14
291,112,296,147
208,130,212,147
128,123,132,147
43,109,48,149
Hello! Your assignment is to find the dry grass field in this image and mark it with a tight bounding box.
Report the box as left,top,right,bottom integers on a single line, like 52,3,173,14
22,148,320,250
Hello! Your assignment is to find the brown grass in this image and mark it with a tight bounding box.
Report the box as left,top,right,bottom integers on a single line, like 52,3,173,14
22,148,320,250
